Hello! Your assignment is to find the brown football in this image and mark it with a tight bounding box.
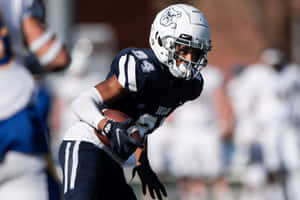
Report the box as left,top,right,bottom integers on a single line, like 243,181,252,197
95,109,141,147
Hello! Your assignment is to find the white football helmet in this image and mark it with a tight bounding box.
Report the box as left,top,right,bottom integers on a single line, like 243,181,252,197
149,4,212,80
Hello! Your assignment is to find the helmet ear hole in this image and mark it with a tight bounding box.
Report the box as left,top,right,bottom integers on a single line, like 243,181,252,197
158,37,163,47
155,32,163,47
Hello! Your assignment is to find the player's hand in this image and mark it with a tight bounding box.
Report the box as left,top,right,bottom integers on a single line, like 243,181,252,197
103,119,144,160
132,163,167,200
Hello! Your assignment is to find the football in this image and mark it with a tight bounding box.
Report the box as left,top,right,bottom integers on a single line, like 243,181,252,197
95,109,142,147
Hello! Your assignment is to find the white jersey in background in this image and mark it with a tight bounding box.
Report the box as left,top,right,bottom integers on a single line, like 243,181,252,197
228,64,284,149
0,2,63,199
148,66,225,178
278,64,300,128
228,62,300,200
0,62,34,120
0,0,43,120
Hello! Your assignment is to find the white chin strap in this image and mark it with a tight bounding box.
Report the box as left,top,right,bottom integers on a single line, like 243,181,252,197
168,62,192,80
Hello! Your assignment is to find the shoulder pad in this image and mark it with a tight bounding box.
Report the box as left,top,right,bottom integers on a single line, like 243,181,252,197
107,49,151,92
129,49,156,74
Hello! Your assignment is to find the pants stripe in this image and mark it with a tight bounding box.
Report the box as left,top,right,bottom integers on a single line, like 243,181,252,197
70,141,80,190
63,142,71,193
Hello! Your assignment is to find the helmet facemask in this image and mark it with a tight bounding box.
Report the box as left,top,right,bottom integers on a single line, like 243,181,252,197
162,34,212,80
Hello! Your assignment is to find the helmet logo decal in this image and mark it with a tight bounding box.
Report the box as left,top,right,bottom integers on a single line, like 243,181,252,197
160,7,182,27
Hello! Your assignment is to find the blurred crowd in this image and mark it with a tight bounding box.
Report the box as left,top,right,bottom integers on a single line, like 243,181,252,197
42,22,300,200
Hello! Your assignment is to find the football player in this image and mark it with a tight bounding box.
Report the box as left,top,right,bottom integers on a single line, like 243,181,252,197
0,12,58,200
59,4,212,200
0,0,70,199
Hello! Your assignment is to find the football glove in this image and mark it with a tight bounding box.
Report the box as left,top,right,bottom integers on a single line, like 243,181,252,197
103,119,144,160
132,164,167,200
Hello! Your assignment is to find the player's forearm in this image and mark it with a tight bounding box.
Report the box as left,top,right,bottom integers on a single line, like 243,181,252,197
134,138,148,165
135,148,144,165
23,17,70,71
71,87,107,130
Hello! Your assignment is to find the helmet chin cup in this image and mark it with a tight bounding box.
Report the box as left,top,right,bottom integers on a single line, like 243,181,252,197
168,61,192,80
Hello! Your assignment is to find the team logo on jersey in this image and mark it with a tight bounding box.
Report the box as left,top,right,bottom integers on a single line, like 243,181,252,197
160,7,182,27
132,50,148,60
155,106,172,116
141,61,155,73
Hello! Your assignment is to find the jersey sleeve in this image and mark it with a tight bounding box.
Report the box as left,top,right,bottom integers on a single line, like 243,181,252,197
22,0,45,22
107,50,147,92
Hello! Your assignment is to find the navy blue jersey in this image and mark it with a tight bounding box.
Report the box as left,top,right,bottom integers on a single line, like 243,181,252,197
106,47,203,134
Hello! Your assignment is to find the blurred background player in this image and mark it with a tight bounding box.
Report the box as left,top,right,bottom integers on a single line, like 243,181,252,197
228,48,300,200
276,59,300,200
229,48,286,200
0,12,53,200
262,49,300,200
0,0,70,199
227,61,269,200
58,4,212,200
0,0,70,136
0,0,70,137
148,65,235,200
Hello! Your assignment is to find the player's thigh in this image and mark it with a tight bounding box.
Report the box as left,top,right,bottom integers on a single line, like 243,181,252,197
59,140,97,200
59,140,136,200
0,151,59,200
